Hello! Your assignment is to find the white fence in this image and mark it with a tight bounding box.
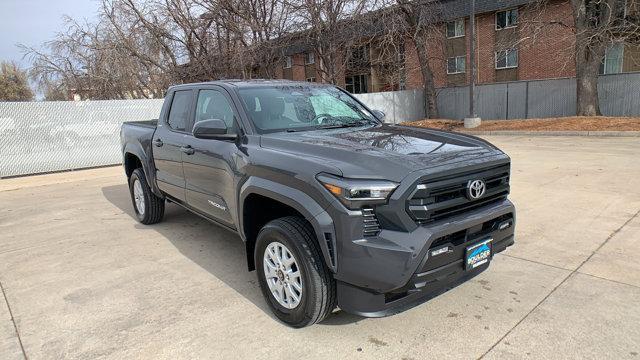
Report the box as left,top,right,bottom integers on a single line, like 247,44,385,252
0,100,163,177
355,89,425,124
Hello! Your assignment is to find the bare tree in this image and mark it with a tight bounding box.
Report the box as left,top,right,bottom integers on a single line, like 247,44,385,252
200,0,298,78
377,0,442,118
0,61,34,101
24,15,170,100
25,0,303,99
571,0,638,115
290,0,379,84
525,0,640,116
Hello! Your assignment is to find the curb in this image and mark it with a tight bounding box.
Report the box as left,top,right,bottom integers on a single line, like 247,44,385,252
458,130,640,137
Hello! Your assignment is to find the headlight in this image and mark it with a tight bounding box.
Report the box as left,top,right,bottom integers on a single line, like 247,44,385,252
316,173,398,210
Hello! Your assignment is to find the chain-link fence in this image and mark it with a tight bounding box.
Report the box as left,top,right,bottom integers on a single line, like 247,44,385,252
0,99,163,177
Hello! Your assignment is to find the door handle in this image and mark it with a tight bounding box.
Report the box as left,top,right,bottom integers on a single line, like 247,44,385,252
153,139,164,147
180,145,195,155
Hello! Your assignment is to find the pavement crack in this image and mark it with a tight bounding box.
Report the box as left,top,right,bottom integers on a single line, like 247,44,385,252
575,272,640,290
478,207,640,359
500,253,571,272
575,208,640,273
0,280,28,360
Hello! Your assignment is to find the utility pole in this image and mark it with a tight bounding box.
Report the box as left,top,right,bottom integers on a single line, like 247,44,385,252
464,0,481,128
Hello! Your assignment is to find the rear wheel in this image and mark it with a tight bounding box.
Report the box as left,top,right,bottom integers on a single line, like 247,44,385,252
255,216,336,328
129,168,164,224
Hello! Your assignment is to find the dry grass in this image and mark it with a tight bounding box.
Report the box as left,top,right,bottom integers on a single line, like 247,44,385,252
404,116,640,132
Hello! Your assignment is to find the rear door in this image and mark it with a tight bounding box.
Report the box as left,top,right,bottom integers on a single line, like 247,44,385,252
182,86,242,227
152,90,194,202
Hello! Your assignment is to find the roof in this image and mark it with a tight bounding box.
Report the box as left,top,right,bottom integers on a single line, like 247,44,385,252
437,0,534,21
169,79,331,90
277,0,535,55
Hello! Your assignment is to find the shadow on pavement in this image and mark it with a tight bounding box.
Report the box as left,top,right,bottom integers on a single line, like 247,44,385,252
101,184,362,326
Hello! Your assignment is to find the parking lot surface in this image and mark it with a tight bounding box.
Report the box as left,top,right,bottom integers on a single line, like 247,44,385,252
1,136,639,359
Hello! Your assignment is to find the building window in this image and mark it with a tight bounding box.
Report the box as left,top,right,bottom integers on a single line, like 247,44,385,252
348,45,370,69
306,77,316,82
446,19,465,38
600,43,624,74
397,43,405,63
345,74,368,94
283,56,292,69
305,52,315,65
447,56,466,74
496,9,518,30
617,0,628,19
496,49,518,69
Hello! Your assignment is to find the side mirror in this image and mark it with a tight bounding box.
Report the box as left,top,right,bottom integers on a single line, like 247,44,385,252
193,119,237,140
371,110,386,121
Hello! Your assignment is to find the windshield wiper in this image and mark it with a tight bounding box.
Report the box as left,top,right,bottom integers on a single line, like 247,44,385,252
284,120,372,132
317,120,372,130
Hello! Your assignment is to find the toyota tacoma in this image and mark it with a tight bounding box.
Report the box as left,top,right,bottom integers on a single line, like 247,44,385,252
120,80,515,327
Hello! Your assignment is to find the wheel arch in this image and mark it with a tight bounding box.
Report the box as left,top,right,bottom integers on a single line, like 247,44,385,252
239,177,337,273
122,142,163,197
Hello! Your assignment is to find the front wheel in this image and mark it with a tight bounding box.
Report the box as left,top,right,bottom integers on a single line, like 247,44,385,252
255,216,336,327
129,168,165,224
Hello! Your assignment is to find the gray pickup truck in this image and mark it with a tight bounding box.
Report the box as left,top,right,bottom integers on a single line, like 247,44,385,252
120,80,515,327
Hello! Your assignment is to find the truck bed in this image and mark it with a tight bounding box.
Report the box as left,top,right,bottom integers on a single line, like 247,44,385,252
124,119,158,128
121,120,157,157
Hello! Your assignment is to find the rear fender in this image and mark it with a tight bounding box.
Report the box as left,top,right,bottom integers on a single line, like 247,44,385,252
123,142,163,198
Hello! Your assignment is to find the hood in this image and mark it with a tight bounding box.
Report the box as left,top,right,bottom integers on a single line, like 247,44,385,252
260,124,504,182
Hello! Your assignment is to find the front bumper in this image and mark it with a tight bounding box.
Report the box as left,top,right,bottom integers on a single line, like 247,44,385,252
334,199,515,317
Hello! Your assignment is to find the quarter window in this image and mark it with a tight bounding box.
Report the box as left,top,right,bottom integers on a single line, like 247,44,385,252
447,56,466,74
496,9,518,29
495,49,518,69
167,90,191,131
446,19,465,38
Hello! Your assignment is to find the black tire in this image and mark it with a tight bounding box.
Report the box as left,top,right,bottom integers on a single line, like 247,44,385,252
255,216,337,328
129,168,165,225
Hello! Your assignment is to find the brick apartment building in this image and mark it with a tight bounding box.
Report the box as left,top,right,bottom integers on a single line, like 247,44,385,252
272,0,640,93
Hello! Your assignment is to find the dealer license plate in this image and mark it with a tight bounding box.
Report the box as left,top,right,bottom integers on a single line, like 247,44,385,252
465,238,492,270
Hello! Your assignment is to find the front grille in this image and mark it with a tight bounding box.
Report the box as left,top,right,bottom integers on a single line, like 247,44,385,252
362,207,381,237
408,164,510,223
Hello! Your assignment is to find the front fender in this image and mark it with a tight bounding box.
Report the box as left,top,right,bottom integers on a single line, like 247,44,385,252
239,177,337,272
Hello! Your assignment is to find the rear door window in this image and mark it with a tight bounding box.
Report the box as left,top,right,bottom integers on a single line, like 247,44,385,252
167,90,192,131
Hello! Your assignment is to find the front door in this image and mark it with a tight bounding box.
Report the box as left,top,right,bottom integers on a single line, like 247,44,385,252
182,87,241,227
153,90,193,202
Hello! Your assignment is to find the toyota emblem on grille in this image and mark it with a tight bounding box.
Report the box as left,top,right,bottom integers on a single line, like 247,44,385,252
467,179,486,200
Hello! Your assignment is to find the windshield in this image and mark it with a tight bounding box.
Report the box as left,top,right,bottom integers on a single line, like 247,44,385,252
237,85,377,133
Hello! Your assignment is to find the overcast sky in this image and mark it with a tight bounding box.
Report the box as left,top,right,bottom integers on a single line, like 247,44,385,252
0,0,100,68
